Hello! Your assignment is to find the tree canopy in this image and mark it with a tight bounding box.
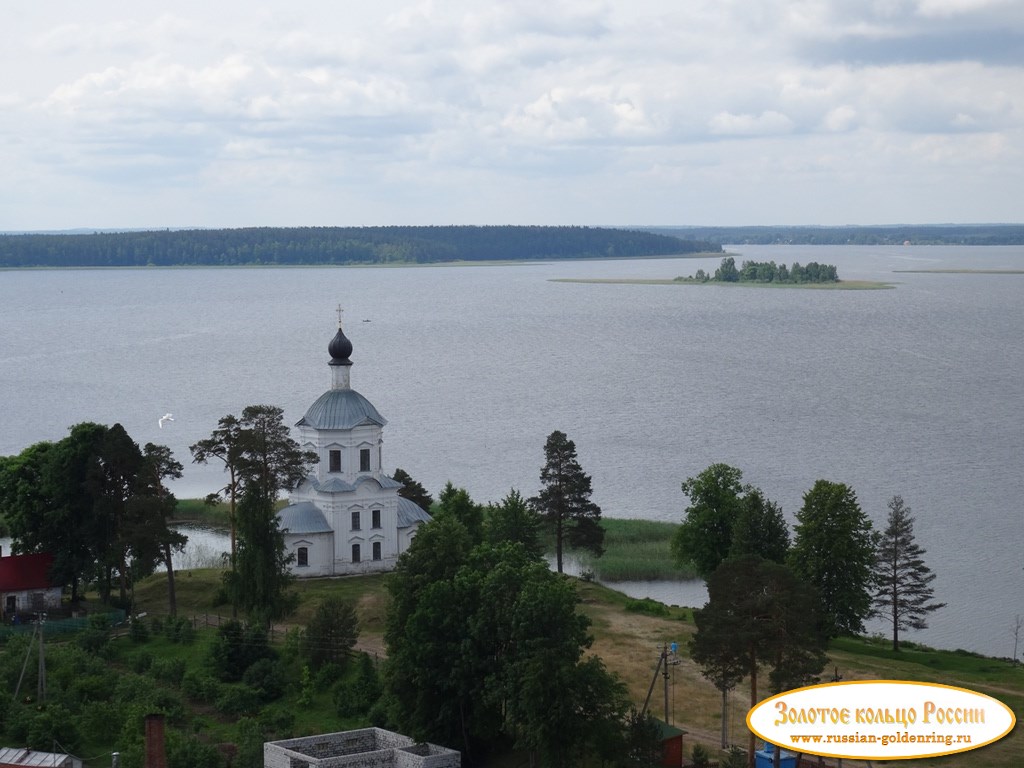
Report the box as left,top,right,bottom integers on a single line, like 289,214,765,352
200,405,317,619
690,555,826,767
0,226,719,268
485,488,545,558
384,522,629,767
789,480,876,637
672,464,789,579
0,422,182,608
393,467,434,511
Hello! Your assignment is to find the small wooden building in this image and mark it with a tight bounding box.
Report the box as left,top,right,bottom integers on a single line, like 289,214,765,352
654,719,687,767
0,552,61,620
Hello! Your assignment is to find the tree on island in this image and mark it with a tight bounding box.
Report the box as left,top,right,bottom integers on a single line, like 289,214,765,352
872,495,946,651
682,257,839,284
789,480,876,637
530,430,604,573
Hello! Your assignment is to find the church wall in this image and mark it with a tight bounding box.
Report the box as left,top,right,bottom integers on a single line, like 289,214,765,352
285,323,432,579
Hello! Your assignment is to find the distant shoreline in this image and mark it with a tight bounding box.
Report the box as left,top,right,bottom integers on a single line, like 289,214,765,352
892,268,1024,274
552,277,895,290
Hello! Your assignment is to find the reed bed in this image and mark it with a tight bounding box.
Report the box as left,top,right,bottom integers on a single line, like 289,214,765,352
580,518,698,581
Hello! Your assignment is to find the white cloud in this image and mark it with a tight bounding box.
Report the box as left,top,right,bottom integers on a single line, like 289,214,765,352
0,0,1022,227
709,111,796,136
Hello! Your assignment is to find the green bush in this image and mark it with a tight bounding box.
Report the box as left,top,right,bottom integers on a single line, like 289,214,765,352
624,597,670,617
181,670,222,703
691,743,710,768
334,653,382,718
130,618,150,643
215,685,260,717
164,616,196,644
76,614,112,655
721,746,746,768
166,731,223,768
241,658,286,702
150,657,188,686
208,620,274,682
131,651,154,674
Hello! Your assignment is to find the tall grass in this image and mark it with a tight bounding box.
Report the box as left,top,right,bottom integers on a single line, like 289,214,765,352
173,497,231,526
578,518,698,581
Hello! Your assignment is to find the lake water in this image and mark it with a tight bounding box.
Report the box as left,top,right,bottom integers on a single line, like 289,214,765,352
1,245,1022,658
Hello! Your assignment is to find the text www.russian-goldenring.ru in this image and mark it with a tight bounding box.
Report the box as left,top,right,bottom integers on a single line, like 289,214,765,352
789,732,972,748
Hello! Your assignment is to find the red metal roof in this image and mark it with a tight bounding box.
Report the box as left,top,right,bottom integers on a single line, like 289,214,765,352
0,553,56,592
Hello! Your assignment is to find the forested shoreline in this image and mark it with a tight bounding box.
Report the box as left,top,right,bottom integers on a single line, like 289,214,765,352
641,224,1024,245
0,226,718,268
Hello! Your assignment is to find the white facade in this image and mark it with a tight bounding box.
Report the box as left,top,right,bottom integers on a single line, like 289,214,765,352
278,322,431,577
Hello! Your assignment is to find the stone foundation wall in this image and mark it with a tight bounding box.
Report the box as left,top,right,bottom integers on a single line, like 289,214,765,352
264,728,459,768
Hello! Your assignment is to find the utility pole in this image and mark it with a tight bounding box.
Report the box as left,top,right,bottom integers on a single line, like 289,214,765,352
36,613,46,703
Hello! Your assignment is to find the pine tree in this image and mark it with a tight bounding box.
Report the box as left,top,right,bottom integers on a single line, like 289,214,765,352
872,495,946,651
530,430,604,573
393,467,434,511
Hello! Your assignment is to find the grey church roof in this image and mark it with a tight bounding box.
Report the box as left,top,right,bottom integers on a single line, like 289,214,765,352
307,474,402,494
397,497,433,528
297,388,387,430
278,501,332,534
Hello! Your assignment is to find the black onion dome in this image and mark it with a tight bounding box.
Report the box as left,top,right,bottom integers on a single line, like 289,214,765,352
328,326,353,366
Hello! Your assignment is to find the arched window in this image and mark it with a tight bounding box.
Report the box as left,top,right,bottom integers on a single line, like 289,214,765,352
297,547,309,567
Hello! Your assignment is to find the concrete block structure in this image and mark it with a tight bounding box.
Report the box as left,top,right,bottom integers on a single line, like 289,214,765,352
265,728,459,768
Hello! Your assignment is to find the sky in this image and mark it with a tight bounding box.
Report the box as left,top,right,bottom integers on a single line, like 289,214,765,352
2,1,1022,229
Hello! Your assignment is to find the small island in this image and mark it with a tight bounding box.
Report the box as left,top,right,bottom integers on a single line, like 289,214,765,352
679,256,839,284
554,256,894,289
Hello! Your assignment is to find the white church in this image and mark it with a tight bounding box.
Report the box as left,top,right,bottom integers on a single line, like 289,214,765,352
277,318,432,576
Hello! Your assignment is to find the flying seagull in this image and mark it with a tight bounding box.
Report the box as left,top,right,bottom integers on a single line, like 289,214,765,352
158,413,174,429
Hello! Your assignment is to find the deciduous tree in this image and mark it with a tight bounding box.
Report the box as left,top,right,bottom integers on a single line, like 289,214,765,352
730,488,790,564
385,528,627,766
485,488,544,558
436,482,484,544
671,463,746,578
1,424,182,608
530,430,604,573
789,480,876,637
872,495,946,651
